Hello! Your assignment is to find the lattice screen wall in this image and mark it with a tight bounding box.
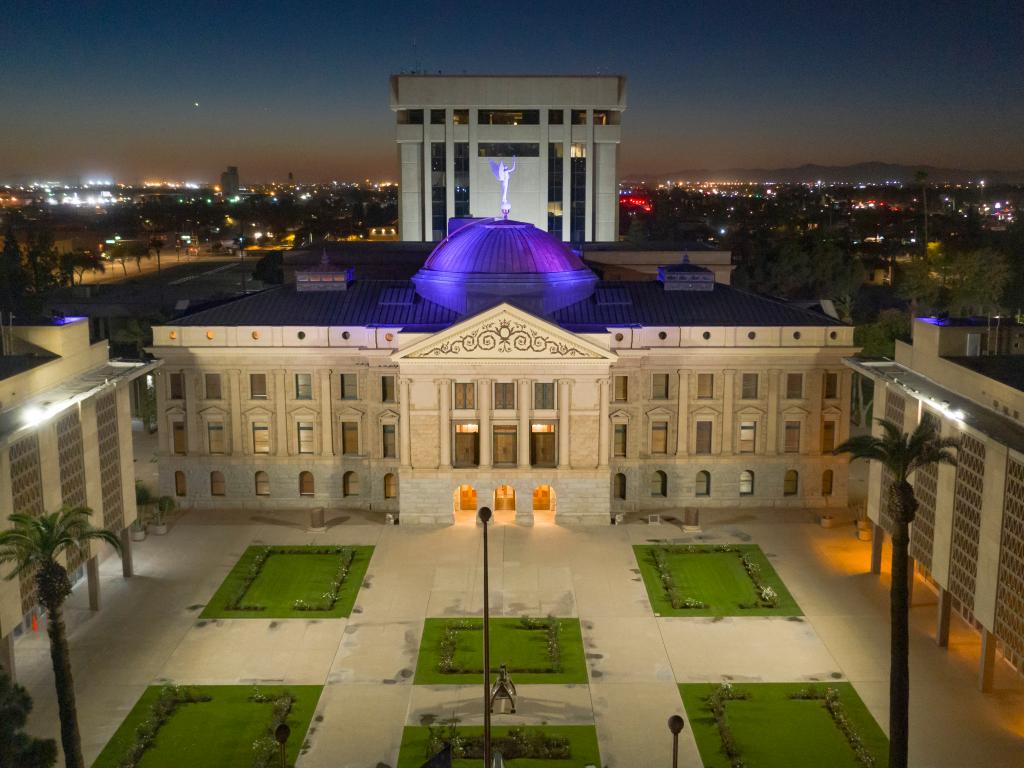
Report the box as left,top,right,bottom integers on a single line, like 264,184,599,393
96,391,125,532
878,389,907,534
995,457,1024,668
910,412,940,571
948,433,986,622
57,410,88,572
10,435,44,613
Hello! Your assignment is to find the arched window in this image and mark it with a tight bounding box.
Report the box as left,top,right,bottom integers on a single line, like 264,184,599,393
784,469,799,496
342,470,359,497
255,471,270,496
210,471,225,497
696,468,712,499
614,473,626,500
739,470,754,496
695,470,710,497
383,472,397,499
174,470,187,497
299,471,315,497
821,469,834,497
650,470,667,497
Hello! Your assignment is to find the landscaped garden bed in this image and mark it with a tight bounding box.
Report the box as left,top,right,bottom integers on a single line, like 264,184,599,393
397,723,601,768
201,545,373,619
680,682,888,768
90,684,321,768
634,544,801,616
414,617,588,685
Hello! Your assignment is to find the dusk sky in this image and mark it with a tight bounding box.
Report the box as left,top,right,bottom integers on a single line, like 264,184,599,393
3,0,1023,183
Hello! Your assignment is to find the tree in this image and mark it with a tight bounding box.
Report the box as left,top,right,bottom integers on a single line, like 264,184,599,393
854,308,912,358
835,419,958,768
900,244,1009,316
914,170,928,253
106,242,130,277
0,507,123,768
65,251,105,285
0,672,57,767
25,229,59,295
149,236,165,278
128,242,149,273
0,221,28,313
252,251,283,284
111,318,152,360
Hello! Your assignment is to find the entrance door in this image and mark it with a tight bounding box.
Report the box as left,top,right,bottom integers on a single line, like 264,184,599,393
494,485,516,511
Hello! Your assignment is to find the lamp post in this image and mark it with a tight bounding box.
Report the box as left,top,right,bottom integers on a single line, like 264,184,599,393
479,505,493,768
668,714,685,768
274,722,290,768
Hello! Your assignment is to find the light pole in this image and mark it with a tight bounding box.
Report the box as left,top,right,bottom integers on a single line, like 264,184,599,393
479,505,493,768
668,714,685,768
274,722,290,768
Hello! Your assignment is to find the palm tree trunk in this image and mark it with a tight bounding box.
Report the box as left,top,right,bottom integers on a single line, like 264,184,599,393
44,600,84,768
889,520,911,768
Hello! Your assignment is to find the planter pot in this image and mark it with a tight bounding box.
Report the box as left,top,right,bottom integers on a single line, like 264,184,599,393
130,526,147,542
150,523,168,535
856,519,872,531
858,528,873,541
819,515,839,529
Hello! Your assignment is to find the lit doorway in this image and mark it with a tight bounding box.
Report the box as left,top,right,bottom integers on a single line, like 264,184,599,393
493,484,516,524
454,484,477,525
532,484,556,525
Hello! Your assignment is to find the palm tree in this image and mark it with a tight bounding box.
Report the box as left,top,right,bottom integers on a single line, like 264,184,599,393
0,507,122,768
835,418,957,768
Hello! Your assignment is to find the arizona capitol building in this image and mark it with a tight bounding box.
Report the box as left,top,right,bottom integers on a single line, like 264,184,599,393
149,75,857,526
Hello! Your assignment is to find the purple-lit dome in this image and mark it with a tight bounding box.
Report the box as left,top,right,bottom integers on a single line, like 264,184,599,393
413,218,598,315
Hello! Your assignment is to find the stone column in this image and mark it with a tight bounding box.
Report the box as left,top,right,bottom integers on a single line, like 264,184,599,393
86,556,100,611
228,369,242,454
979,629,997,692
155,371,169,455
319,369,333,455
0,632,14,683
807,368,824,455
272,369,288,455
558,379,571,469
936,587,952,647
399,378,412,468
766,369,781,455
185,370,201,453
120,527,134,578
438,379,451,469
478,379,492,468
518,378,531,468
676,369,689,456
598,378,610,468
721,369,736,455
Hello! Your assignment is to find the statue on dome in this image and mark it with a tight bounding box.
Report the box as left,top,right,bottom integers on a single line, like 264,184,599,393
490,157,517,218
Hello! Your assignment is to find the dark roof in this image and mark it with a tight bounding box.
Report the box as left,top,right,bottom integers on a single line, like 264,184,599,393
947,356,1024,393
173,279,845,330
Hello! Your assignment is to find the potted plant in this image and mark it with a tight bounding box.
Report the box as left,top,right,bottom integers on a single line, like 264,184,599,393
132,481,154,541
151,496,175,535
856,507,873,541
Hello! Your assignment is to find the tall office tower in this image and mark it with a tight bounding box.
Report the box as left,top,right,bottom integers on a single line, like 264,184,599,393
220,166,240,196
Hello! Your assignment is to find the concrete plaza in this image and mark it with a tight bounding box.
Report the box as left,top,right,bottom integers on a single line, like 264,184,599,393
11,506,1024,767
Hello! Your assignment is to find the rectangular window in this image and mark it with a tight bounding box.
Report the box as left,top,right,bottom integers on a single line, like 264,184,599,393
824,372,839,400
651,422,668,454
570,144,586,243
493,424,517,464
207,423,225,454
340,373,358,400
548,109,564,124
477,110,540,125
453,109,469,125
397,109,423,125
454,142,470,217
821,420,837,452
430,108,445,124
571,109,587,125
295,373,313,400
697,373,714,399
430,142,446,241
477,142,541,157
454,423,479,467
534,382,555,410
613,375,628,402
785,421,801,453
250,373,267,399
652,373,669,400
381,375,396,402
494,382,515,410
695,420,713,454
592,110,618,125
169,372,184,400
614,423,627,457
341,422,359,455
547,143,563,235
252,423,270,454
382,424,397,459
172,421,187,454
297,422,315,454
739,420,756,453
786,373,804,399
741,373,759,400
204,373,222,400
454,382,476,410
530,422,557,466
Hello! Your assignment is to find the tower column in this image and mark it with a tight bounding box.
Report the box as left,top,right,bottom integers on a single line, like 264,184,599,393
676,369,689,456
438,379,451,469
558,379,571,468
479,379,492,468
598,379,610,468
518,379,531,468
399,378,412,468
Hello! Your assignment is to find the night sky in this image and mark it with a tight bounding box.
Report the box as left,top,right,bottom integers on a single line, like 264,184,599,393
3,0,1023,183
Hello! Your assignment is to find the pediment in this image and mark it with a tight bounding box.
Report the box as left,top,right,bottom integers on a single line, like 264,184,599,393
645,407,674,420
393,303,616,361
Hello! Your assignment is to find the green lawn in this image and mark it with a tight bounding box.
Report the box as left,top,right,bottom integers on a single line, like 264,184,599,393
414,618,588,685
90,685,321,768
201,545,373,619
397,725,600,768
680,682,888,768
634,544,801,616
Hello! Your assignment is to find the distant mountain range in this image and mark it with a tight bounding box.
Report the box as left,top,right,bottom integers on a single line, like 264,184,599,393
624,162,1024,185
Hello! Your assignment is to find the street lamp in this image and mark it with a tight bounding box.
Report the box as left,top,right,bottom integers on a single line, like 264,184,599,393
479,505,493,768
668,715,685,768
274,722,290,768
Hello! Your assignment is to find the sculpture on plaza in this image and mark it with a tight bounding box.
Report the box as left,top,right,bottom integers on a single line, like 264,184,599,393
489,157,517,218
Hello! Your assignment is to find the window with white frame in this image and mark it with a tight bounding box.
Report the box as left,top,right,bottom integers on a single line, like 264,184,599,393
297,422,315,454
